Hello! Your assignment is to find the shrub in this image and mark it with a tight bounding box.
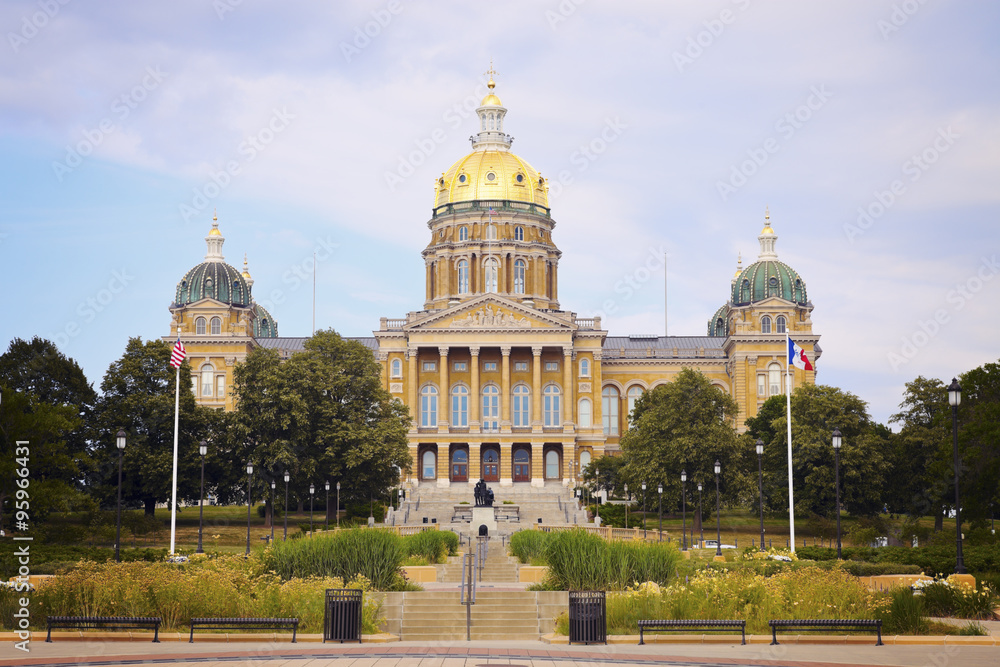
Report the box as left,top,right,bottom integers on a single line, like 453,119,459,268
510,530,550,564
840,562,923,577
914,578,998,620
543,529,679,590
262,528,405,590
402,530,457,564
0,546,166,579
878,587,928,635
795,544,1000,576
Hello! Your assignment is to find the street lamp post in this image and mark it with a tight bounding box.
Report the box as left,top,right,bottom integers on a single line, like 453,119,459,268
309,483,315,535
336,481,341,529
245,463,254,557
681,470,687,551
948,378,966,574
832,429,843,559
697,483,704,545
325,482,330,531
756,439,765,551
624,484,629,528
196,441,207,554
641,482,647,539
714,460,722,557
269,480,275,543
657,484,663,541
283,471,289,541
115,430,126,562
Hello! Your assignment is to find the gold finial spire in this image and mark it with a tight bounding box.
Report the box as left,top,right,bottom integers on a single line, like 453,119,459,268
484,59,498,89
243,253,248,271
765,205,769,221
761,206,774,234
213,208,218,222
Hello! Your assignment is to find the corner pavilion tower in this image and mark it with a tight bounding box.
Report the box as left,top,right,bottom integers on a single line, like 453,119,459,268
173,74,821,495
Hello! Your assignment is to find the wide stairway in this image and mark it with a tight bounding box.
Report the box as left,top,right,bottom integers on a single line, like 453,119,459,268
400,541,542,640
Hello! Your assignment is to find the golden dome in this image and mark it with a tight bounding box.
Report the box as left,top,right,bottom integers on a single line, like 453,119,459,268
481,76,502,106
761,224,774,235
435,150,548,208
209,227,223,236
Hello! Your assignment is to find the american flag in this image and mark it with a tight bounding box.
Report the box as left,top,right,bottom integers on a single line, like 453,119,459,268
487,208,496,216
169,339,186,369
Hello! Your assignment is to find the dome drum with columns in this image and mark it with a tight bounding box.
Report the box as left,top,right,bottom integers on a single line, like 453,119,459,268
168,72,821,496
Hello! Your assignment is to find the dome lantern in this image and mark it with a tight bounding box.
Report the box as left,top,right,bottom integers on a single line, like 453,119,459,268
471,62,512,152
205,211,225,262
729,209,809,307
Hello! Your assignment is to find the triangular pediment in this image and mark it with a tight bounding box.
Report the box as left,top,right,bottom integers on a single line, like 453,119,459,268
407,294,573,331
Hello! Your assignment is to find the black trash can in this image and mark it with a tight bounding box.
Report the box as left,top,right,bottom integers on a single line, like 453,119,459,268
568,590,606,645
324,588,362,643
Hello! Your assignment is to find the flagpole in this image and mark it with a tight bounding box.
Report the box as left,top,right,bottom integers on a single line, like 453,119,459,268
786,332,795,553
169,329,181,555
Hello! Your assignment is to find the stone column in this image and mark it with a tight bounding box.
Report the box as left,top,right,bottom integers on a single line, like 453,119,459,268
377,351,389,391
470,346,480,432
531,345,543,432
407,346,418,423
438,346,449,434
593,349,604,429
562,346,574,430
500,345,512,430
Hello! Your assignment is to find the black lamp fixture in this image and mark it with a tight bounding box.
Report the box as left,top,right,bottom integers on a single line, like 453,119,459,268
947,378,966,574
641,481,647,539
755,438,765,551
336,481,341,529
196,440,207,554
680,470,687,551
282,470,290,541
245,462,254,556
309,483,315,535
325,481,331,531
115,430,126,563
657,483,663,542
714,459,722,557
831,428,843,559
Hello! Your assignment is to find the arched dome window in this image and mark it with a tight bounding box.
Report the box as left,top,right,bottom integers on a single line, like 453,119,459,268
459,226,468,241
514,226,524,241
513,260,526,294
488,113,495,130
420,385,438,428
457,260,470,294
484,258,499,293
776,315,787,333
761,316,772,334
196,317,207,335
210,317,221,335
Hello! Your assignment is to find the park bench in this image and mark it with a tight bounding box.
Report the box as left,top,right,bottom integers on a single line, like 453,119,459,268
189,617,299,642
46,616,161,642
769,618,882,645
638,619,746,645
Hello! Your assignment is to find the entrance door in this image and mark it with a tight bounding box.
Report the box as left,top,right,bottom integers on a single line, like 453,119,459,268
513,448,530,483
451,449,468,482
482,448,499,482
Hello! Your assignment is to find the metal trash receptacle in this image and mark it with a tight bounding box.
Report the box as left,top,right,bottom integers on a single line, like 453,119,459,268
568,590,606,644
324,588,362,643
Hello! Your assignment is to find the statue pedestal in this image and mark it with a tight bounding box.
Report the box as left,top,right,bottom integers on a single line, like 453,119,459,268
471,506,497,537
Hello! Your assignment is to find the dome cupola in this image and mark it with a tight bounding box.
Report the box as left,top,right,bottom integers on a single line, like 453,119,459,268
174,214,251,307
730,210,808,307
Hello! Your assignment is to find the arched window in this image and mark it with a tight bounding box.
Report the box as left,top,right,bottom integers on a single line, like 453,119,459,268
543,385,561,427
768,363,782,397
422,450,436,479
482,384,500,432
602,386,619,436
486,224,497,240
200,363,214,397
451,385,468,427
580,450,592,473
776,315,787,333
390,358,402,378
484,258,499,293
420,385,438,427
459,226,468,241
578,398,592,428
579,358,590,377
761,316,772,334
512,384,530,427
481,115,486,130
210,317,221,335
195,317,206,335
513,259,526,294
545,450,560,479
514,226,524,241
457,260,470,294
626,386,644,428
488,113,495,130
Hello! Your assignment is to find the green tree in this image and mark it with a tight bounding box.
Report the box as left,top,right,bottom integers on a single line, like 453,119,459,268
582,454,623,501
771,384,889,519
618,368,747,516
957,361,1000,526
91,338,219,515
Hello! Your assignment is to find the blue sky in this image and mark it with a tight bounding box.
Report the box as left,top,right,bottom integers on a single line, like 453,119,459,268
2,0,998,425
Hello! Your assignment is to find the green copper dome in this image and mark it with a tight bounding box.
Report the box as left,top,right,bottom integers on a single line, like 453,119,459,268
253,303,278,337
707,303,730,337
175,261,251,307
731,260,807,306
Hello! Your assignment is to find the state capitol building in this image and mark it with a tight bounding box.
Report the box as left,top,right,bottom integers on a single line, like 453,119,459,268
166,75,820,492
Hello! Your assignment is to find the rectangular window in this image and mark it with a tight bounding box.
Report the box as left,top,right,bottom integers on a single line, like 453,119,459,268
422,361,436,372
757,374,766,397
483,361,498,372
544,361,559,371
216,375,225,399
191,375,198,394
453,361,467,372
514,361,528,372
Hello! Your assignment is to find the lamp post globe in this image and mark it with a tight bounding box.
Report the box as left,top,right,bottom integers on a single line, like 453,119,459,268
245,463,254,557
309,483,315,535
282,471,290,541
755,438,765,551
196,440,207,554
831,429,843,559
714,460,722,557
947,378,966,574
115,430,126,563
680,470,687,551
657,484,663,542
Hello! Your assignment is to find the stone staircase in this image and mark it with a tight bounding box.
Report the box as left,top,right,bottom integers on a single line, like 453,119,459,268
399,590,543,641
438,541,519,582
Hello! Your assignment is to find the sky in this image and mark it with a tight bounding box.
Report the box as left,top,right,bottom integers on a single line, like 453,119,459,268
1,0,998,426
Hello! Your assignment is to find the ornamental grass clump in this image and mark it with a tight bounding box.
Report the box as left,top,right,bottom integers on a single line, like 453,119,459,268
263,527,405,590
509,529,550,564
403,530,458,564
543,529,679,590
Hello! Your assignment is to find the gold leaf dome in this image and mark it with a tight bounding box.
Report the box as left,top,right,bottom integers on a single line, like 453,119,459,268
435,150,548,208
